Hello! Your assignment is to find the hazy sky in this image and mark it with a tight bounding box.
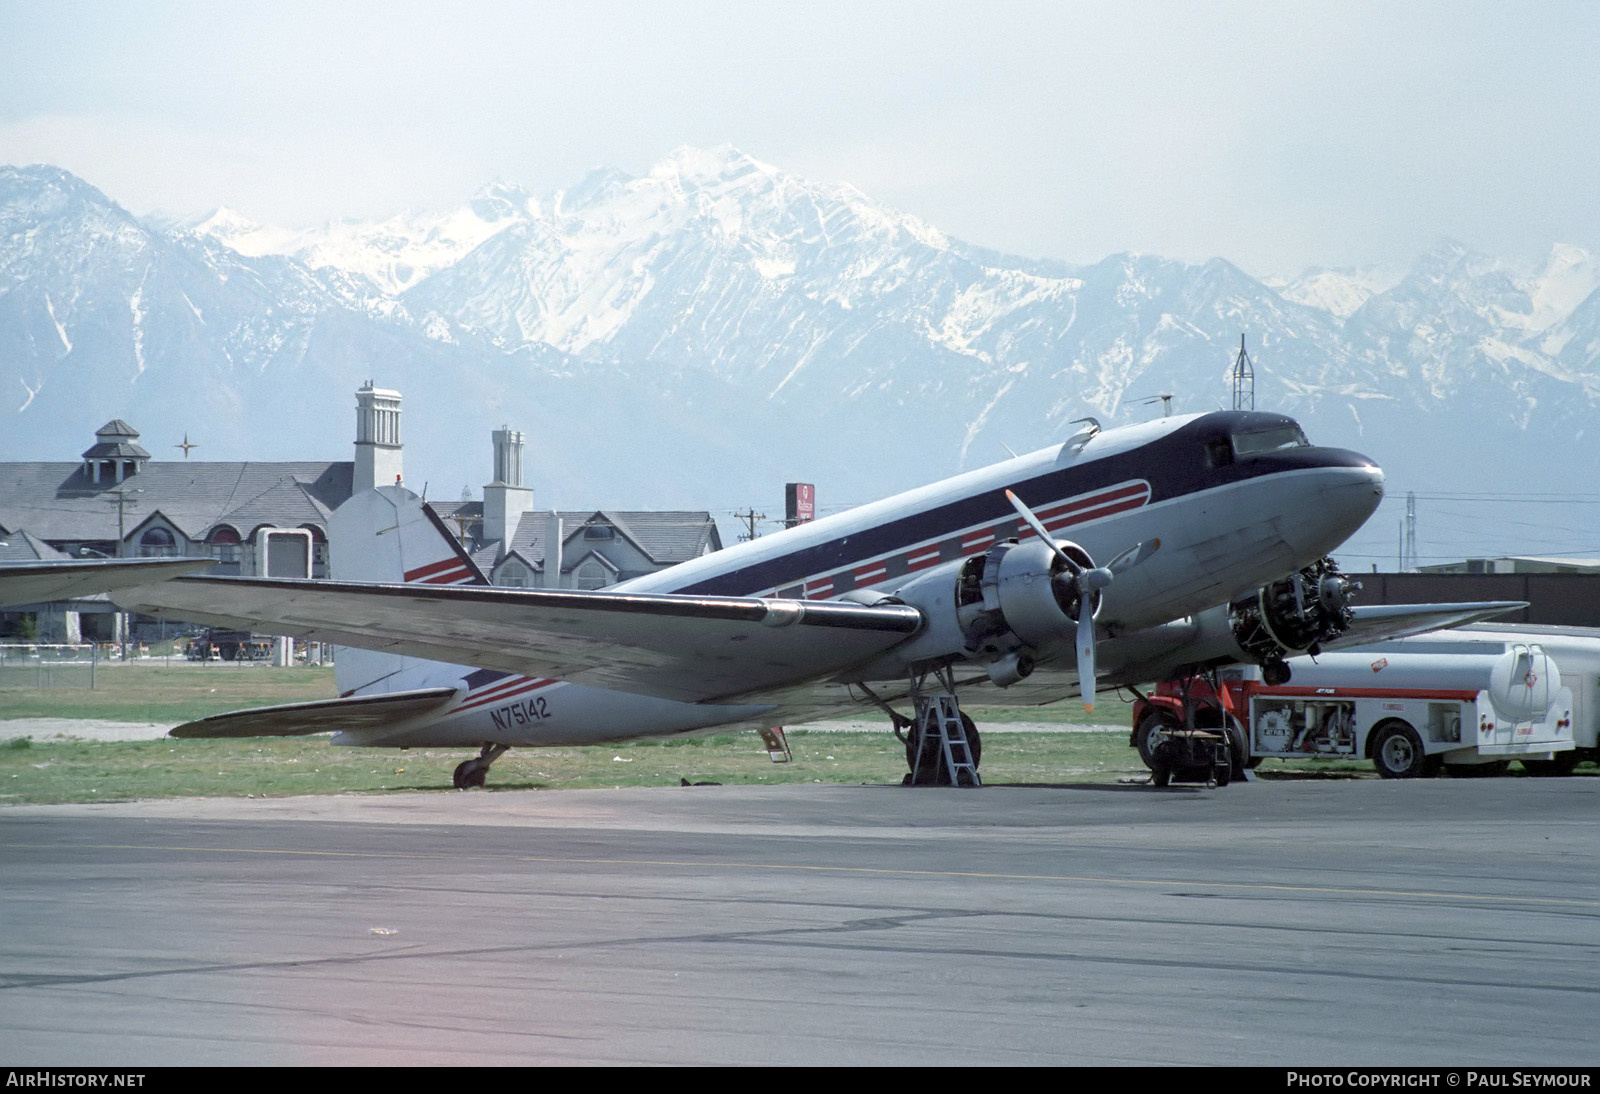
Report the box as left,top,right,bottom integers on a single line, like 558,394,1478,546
3,1,1598,279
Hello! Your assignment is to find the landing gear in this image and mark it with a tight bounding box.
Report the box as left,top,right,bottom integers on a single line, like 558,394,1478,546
1135,709,1181,768
1135,671,1249,781
867,668,982,787
904,713,983,786
453,743,509,789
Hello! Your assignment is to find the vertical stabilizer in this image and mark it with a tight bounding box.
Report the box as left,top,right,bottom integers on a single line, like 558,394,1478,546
329,485,487,694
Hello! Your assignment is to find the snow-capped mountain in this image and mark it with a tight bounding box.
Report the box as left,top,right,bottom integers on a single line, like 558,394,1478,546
4,148,1599,562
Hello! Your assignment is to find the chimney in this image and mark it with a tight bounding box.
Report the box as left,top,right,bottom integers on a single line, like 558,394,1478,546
353,381,403,492
483,425,534,558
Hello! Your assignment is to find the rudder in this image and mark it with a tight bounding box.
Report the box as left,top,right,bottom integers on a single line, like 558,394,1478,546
328,485,487,695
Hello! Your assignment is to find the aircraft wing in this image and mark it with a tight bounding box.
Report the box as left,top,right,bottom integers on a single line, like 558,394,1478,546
0,557,213,609
1327,601,1528,649
170,687,459,738
114,575,924,704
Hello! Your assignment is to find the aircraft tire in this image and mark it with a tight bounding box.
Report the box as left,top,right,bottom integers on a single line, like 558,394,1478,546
453,760,487,790
1371,721,1429,779
904,713,982,785
1135,710,1180,770
1224,719,1249,779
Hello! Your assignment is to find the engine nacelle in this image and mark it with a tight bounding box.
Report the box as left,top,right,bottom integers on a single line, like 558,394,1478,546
874,538,1100,683
1228,556,1355,664
901,538,1100,682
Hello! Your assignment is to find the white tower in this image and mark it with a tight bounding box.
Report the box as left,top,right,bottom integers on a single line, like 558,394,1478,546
353,382,403,492
483,426,534,557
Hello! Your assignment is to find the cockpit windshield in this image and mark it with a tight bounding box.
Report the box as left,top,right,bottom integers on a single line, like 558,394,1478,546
1231,424,1310,456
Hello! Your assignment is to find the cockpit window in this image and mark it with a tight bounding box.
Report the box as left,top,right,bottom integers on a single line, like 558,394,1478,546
1231,425,1310,456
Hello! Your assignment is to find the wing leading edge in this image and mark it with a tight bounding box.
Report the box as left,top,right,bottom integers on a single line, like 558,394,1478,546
115,575,924,704
1330,601,1528,648
0,557,213,609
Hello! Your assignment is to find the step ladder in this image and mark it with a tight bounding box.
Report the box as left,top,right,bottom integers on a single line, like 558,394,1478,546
912,693,980,787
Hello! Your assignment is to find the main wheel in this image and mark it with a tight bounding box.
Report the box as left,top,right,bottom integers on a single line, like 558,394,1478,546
1371,722,1429,779
904,713,982,784
1134,710,1180,770
1224,719,1250,780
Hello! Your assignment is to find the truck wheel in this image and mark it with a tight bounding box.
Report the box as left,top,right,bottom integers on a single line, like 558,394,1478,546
1135,711,1180,770
1371,722,1429,779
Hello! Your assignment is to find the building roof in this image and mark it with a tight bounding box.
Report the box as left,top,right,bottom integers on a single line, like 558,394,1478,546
81,420,152,461
505,509,720,572
0,529,71,562
0,461,354,545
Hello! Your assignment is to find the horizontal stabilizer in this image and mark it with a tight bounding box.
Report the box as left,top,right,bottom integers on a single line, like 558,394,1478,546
0,557,212,609
170,687,458,738
1332,601,1527,648
116,575,924,704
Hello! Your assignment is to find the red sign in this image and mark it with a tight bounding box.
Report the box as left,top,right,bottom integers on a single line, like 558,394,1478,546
786,483,815,526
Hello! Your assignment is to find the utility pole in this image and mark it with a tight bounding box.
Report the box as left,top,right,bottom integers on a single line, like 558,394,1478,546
732,508,766,542
1404,492,1417,572
104,487,142,557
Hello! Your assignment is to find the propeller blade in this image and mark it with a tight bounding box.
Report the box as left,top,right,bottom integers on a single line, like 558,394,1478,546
1078,587,1097,712
1105,538,1160,573
1077,566,1111,713
1005,488,1122,714
1005,489,1080,574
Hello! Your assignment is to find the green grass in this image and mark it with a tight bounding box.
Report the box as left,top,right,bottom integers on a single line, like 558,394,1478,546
0,662,1589,804
0,662,336,722
0,730,1160,804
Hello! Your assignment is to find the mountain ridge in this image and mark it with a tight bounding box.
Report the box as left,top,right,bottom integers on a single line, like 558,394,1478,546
2,149,1597,563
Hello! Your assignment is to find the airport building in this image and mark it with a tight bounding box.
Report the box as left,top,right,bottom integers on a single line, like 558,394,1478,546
0,384,720,642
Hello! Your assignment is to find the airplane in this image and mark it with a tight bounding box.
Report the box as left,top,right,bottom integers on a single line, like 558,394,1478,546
112,410,1521,788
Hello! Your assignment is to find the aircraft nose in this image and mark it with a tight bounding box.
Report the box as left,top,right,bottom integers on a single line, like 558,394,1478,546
1289,454,1384,555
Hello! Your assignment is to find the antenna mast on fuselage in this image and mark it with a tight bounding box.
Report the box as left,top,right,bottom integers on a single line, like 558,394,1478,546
1232,334,1255,411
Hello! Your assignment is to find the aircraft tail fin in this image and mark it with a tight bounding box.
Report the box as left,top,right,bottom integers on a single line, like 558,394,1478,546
329,484,489,587
170,688,458,738
329,485,488,695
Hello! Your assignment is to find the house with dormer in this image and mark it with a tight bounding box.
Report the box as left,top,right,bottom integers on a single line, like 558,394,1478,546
2,391,721,641
426,428,722,589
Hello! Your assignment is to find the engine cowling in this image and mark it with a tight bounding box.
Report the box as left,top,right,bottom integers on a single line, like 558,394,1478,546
947,538,1101,684
1228,556,1355,664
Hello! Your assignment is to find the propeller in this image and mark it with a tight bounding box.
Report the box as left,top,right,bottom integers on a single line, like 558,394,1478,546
1005,490,1155,714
